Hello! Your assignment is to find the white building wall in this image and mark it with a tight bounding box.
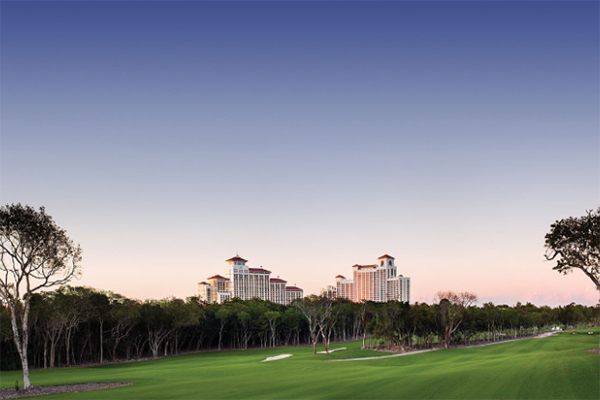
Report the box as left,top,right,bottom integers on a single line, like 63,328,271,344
336,279,355,301
320,285,337,299
331,255,410,304
270,281,286,304
203,255,302,305
284,289,303,305
198,283,212,303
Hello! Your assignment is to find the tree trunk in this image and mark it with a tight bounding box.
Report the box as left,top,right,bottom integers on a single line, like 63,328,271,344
444,326,450,349
43,339,48,369
50,337,57,368
9,302,31,389
99,320,104,363
270,325,277,348
218,328,223,351
65,328,72,366
321,331,328,354
113,338,120,362
78,331,92,364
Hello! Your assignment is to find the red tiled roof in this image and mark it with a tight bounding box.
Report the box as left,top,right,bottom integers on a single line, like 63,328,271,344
270,278,287,283
249,268,271,273
356,264,376,269
199,281,208,285
226,256,248,262
207,275,229,280
286,286,303,291
335,275,345,279
377,254,395,260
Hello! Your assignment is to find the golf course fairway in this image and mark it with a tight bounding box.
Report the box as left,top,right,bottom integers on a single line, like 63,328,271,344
1,329,598,399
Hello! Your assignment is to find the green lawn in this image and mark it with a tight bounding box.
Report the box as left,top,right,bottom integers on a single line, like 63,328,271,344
1,329,598,399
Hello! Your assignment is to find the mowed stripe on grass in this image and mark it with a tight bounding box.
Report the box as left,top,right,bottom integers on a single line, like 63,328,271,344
1,329,598,399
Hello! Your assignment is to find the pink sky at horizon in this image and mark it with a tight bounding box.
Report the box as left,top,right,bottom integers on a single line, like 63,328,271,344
65,202,598,308
73,244,598,308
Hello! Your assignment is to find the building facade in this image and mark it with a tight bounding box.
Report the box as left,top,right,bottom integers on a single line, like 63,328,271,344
285,286,304,305
198,254,303,305
320,285,337,299
270,278,287,305
326,254,410,303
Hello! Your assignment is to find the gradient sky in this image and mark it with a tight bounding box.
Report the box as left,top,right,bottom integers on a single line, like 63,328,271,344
1,1,598,306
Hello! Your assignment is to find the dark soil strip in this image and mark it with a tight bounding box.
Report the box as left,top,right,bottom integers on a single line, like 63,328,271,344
0,382,133,399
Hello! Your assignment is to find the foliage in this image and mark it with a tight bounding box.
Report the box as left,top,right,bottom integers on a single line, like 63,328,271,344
1,284,598,372
545,207,600,295
369,301,410,349
293,295,332,354
0,204,82,388
0,204,82,300
436,291,478,349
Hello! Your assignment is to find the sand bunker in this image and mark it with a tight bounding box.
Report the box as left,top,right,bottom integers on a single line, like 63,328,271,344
262,354,293,362
535,332,556,339
317,347,347,354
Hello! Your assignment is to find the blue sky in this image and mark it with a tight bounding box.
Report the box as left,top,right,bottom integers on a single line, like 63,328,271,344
1,1,598,305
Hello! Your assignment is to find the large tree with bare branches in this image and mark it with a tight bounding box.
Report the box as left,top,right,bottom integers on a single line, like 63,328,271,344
436,291,477,349
293,295,331,354
0,204,82,388
545,207,600,299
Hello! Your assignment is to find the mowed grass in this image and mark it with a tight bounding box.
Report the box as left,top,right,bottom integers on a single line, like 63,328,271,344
1,329,598,399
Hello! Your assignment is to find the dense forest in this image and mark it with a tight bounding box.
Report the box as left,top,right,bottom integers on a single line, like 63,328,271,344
1,286,597,371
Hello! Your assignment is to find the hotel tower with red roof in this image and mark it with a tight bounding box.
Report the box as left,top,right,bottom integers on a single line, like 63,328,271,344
321,254,410,303
198,254,303,305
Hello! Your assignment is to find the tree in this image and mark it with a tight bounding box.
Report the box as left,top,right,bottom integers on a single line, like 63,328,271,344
294,295,330,354
108,295,139,361
215,307,231,351
237,310,252,350
321,299,347,353
35,291,69,368
371,301,410,350
88,291,110,363
264,311,281,348
545,207,600,299
140,300,172,358
437,291,477,349
358,301,374,349
0,204,81,388
165,297,200,355
53,286,88,367
281,307,302,346
409,302,437,348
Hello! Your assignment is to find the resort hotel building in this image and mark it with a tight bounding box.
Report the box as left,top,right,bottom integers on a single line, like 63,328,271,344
198,254,303,305
321,254,410,303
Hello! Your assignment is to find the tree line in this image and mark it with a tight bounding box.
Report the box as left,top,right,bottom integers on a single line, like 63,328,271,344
1,286,597,371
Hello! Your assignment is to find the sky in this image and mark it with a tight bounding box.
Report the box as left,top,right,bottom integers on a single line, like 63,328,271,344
1,1,598,307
